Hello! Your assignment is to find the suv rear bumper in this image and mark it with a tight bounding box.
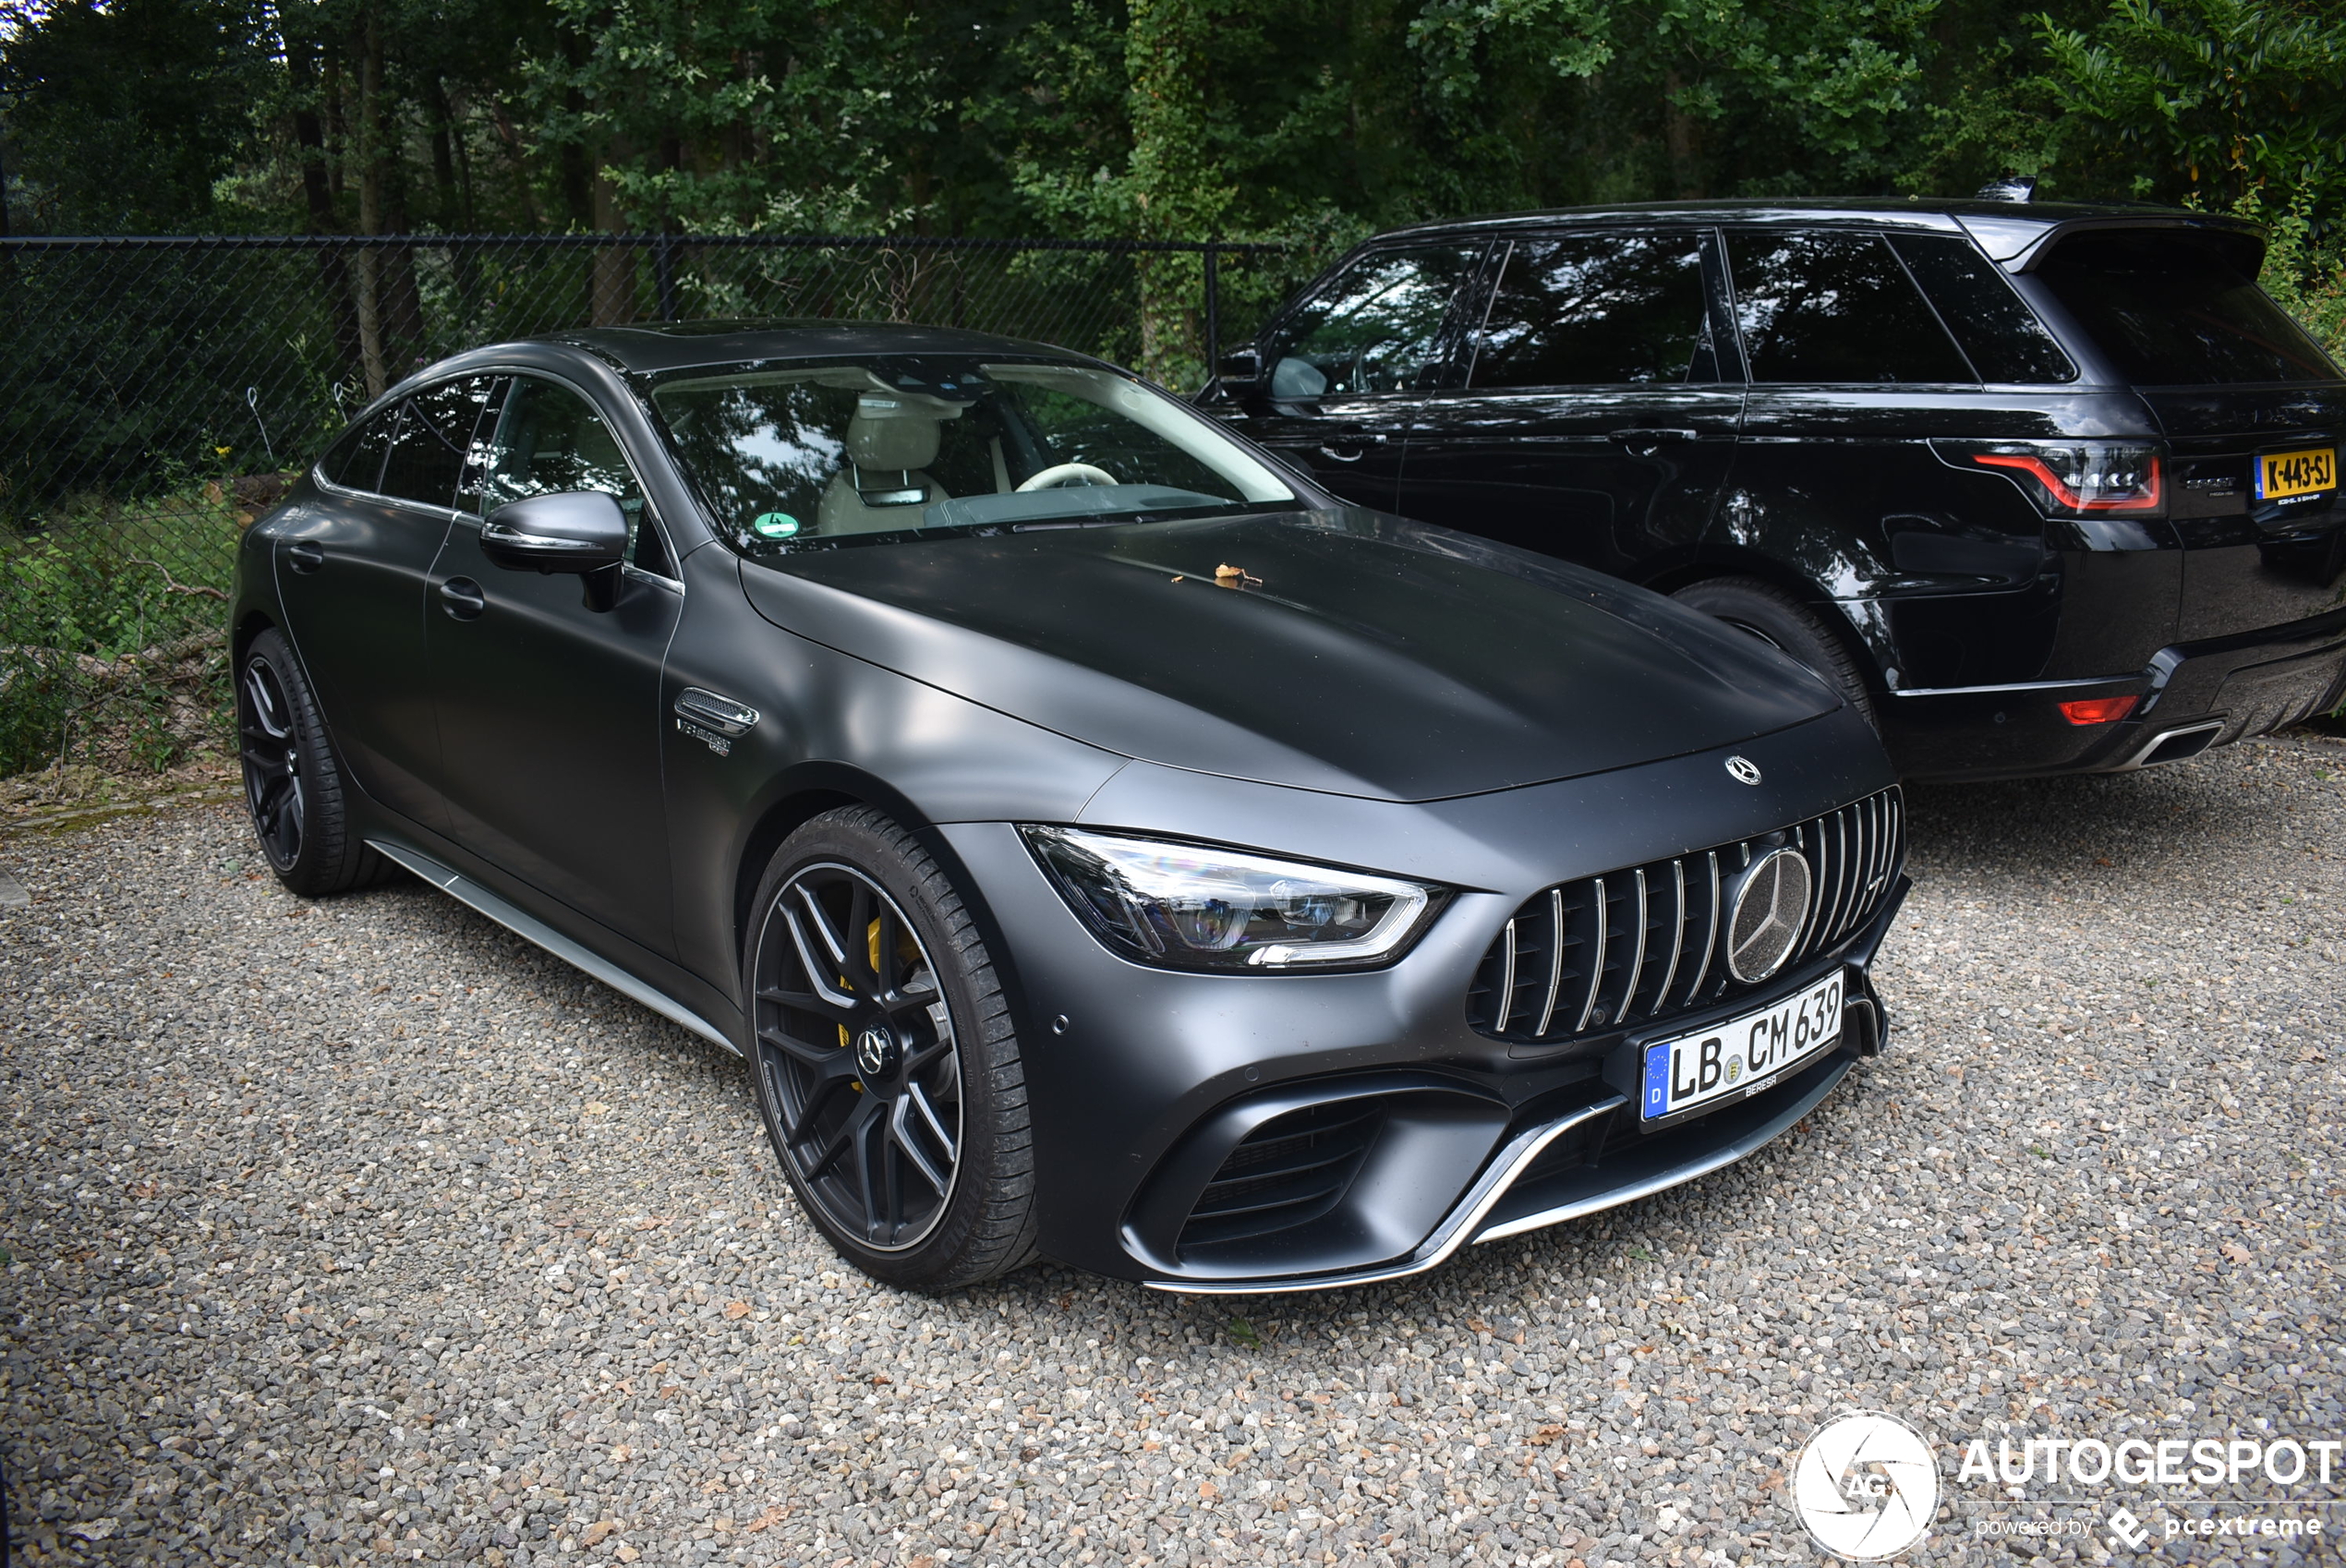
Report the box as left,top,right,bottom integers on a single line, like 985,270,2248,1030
1881,606,2346,781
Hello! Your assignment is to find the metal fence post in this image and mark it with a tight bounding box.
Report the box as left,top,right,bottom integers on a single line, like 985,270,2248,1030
655,233,679,322
1203,241,1221,374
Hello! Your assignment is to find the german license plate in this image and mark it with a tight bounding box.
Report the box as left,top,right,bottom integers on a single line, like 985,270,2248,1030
1639,972,1842,1123
2256,446,2337,502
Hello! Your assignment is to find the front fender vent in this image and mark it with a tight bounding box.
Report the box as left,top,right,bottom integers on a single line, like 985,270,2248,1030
1467,785,1904,1046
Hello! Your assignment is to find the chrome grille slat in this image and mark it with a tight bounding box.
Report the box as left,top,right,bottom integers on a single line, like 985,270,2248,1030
1614,869,1650,1026
1677,850,1719,1007
1493,919,1519,1033
1648,861,1686,1018
1469,786,1905,1046
1574,876,1608,1034
1830,806,1854,943
1534,887,1566,1037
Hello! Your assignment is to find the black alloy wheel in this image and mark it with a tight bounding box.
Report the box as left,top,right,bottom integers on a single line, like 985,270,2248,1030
745,807,1035,1289
235,628,391,897
239,654,307,869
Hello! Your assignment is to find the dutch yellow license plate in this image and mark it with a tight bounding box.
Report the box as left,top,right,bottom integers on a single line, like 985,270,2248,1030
2257,445,2338,501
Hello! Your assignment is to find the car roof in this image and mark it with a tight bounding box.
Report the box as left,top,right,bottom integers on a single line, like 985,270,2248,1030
532,320,1106,378
1373,198,2263,267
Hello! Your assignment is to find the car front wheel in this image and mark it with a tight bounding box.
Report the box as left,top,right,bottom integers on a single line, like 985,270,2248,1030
236,627,392,896
744,806,1036,1291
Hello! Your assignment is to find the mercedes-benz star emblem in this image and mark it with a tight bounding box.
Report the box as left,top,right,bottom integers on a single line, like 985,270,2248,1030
1725,846,1813,983
1725,754,1763,786
854,1025,894,1079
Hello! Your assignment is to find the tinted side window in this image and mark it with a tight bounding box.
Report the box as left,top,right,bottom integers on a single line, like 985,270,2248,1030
484,378,667,573
381,377,495,508
2035,230,2338,385
318,406,397,492
1729,231,1974,383
1265,246,1481,397
1472,231,1716,387
1887,234,2076,383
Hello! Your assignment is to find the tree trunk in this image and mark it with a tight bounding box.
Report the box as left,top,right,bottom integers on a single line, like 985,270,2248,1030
381,179,426,373
287,30,364,388
1662,66,1704,199
588,142,635,327
352,11,389,400
1125,0,1230,387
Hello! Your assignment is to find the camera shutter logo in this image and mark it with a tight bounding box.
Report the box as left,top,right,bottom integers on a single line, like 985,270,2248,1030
1792,1411,1940,1561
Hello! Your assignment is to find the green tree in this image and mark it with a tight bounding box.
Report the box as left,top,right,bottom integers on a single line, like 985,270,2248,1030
2036,0,2346,226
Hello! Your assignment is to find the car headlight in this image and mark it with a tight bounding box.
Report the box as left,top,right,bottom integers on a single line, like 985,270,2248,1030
1020,826,1441,971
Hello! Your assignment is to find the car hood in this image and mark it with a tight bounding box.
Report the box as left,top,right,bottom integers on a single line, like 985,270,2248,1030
736,509,1842,802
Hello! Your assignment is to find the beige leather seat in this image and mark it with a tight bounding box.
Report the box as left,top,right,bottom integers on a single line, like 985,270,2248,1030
817,411,950,535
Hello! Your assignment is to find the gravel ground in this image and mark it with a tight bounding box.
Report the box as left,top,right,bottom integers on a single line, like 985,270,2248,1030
2,739,2341,1568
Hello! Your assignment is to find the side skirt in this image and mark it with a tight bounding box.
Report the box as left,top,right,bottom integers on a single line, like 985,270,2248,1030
369,838,741,1057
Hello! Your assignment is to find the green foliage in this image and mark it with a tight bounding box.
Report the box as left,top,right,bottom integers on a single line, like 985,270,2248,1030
2,0,2341,379
2036,0,2346,225
2243,190,2346,365
0,499,237,777
0,0,276,233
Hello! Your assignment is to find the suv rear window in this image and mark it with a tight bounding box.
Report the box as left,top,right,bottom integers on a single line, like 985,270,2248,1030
1728,231,1974,383
2036,230,2338,385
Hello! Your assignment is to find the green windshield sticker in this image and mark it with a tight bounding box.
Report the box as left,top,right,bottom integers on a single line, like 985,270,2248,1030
752,512,801,538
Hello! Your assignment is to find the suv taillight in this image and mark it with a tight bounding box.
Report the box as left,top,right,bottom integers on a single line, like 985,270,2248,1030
1934,440,2166,517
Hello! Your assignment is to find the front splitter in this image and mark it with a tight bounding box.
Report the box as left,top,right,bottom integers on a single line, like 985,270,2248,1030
1142,1053,1853,1296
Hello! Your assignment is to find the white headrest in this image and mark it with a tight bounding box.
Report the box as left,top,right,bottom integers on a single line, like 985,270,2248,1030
846,413,940,470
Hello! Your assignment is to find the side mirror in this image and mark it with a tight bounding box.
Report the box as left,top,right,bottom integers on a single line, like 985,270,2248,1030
482,490,630,572
1215,346,1264,389
481,491,631,611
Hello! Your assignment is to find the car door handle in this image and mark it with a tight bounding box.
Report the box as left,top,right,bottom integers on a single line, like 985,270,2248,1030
1608,428,1699,454
284,541,326,574
673,688,759,737
1317,431,1391,463
438,577,487,621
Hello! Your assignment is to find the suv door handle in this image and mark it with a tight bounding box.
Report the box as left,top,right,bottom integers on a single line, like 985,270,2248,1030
1317,431,1392,463
438,577,487,621
1608,428,1699,454
284,541,326,573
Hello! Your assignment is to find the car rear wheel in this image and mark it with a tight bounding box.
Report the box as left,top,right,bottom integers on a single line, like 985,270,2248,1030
744,806,1036,1291
236,628,393,896
1672,576,1877,729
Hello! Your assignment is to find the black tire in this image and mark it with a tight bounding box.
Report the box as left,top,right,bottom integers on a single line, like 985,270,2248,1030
1672,576,1877,728
236,627,393,897
744,806,1036,1291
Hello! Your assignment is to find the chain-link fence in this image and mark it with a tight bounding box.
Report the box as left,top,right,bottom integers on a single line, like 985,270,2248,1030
0,233,1311,782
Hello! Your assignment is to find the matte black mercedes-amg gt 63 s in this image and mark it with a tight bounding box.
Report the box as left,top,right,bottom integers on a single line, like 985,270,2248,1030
232,323,1908,1292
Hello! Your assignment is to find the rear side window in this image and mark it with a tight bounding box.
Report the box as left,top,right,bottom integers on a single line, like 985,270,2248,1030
381,376,496,508
317,406,397,492
1886,234,2076,384
1470,231,1719,387
2035,230,2338,385
1729,231,1973,383
1264,246,1482,397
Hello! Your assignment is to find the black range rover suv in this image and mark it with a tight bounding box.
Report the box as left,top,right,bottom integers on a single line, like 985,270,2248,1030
1203,199,2346,781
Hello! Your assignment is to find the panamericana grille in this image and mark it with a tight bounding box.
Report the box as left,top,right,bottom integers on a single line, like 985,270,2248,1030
1467,786,1905,1045
1177,1102,1385,1253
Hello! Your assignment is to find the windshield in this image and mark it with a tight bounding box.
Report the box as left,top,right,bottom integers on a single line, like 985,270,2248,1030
651,357,1298,553
2037,231,2339,386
